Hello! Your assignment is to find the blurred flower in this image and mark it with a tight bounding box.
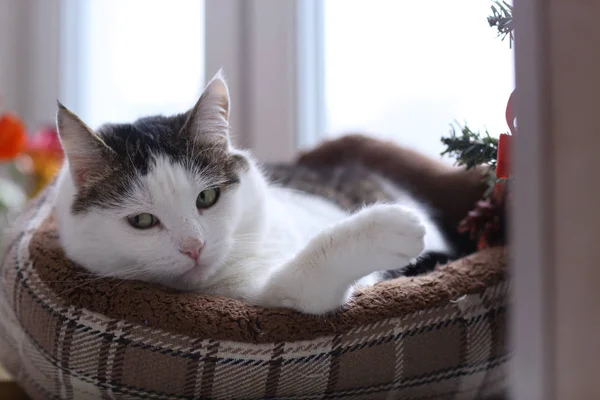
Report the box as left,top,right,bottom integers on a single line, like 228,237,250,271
0,102,64,200
0,177,26,213
0,177,27,252
22,126,64,197
27,126,63,155
0,113,27,161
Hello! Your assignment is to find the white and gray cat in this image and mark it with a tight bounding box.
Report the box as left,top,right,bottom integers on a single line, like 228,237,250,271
54,71,452,315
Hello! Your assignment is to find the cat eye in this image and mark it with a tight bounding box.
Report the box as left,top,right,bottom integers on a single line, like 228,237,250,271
196,187,220,209
127,213,159,229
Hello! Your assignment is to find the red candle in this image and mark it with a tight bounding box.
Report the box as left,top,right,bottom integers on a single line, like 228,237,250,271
496,133,511,179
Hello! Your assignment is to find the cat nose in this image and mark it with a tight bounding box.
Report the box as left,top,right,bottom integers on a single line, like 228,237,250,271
179,239,203,261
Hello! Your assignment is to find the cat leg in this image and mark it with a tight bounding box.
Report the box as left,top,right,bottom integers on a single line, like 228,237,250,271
258,204,425,314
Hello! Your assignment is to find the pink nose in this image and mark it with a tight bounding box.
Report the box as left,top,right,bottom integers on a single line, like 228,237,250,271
179,239,203,261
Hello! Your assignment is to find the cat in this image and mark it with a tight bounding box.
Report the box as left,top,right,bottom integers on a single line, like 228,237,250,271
54,70,452,315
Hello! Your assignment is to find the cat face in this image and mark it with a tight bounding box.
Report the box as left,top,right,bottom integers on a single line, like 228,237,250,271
55,71,263,289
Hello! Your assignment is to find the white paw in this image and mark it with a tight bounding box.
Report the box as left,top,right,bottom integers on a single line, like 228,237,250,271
268,204,426,315
264,266,355,315
279,287,354,315
345,204,426,274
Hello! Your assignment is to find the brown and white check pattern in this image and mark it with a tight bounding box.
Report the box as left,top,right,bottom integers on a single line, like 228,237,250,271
0,166,510,399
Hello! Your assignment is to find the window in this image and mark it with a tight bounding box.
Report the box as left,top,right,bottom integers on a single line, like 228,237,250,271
59,0,513,162
62,0,205,129
323,0,514,158
202,0,513,161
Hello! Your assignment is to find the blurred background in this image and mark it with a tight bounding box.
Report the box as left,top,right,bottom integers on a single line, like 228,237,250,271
0,0,513,163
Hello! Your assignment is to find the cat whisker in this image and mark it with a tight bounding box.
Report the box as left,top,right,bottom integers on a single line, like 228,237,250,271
107,270,143,293
54,275,114,297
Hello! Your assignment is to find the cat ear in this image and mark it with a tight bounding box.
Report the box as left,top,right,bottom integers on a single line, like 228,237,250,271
181,69,231,144
56,102,112,188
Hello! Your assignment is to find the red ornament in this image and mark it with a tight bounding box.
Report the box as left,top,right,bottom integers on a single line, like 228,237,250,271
24,126,64,197
457,90,514,250
0,113,27,161
27,126,63,156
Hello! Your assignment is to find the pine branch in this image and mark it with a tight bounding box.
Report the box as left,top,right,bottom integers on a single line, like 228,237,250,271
488,1,514,47
440,124,498,170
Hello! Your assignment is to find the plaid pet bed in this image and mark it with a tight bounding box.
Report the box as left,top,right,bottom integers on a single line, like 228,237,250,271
0,165,509,399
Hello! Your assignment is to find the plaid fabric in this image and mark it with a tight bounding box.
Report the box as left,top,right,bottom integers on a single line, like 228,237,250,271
0,166,509,399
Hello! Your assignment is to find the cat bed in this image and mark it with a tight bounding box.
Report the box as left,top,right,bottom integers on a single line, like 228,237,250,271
0,164,509,400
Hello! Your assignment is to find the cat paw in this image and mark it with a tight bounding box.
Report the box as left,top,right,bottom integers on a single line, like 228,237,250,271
346,204,426,274
272,204,427,314
279,288,354,315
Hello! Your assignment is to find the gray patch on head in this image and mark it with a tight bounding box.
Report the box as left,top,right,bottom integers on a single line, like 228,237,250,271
71,113,249,214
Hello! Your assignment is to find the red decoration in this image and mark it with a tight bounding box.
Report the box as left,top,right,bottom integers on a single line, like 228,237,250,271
497,89,515,179
0,97,64,199
457,90,514,250
27,126,63,156
21,127,64,197
0,113,27,161
458,193,505,250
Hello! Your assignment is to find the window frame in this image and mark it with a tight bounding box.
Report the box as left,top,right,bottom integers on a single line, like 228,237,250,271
58,0,322,162
205,0,325,162
0,0,61,129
